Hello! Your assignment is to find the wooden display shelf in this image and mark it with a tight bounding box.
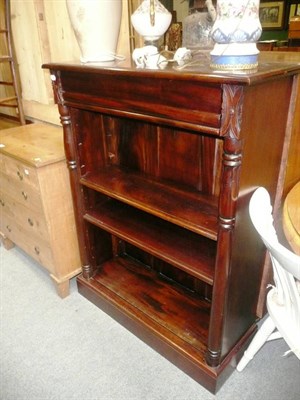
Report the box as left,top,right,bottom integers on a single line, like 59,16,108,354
81,166,219,240
84,200,216,285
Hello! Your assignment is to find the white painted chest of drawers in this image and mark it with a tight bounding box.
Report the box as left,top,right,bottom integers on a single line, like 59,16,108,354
0,123,81,297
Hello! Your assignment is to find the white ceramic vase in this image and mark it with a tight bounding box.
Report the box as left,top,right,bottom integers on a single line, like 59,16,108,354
66,0,122,62
210,0,262,70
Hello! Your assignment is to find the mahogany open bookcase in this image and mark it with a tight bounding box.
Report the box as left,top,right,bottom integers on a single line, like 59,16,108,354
44,61,299,393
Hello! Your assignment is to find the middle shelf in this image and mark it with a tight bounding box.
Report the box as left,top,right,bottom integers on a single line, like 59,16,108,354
84,198,216,285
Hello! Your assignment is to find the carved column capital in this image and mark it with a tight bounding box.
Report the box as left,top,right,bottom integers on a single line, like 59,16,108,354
220,84,244,141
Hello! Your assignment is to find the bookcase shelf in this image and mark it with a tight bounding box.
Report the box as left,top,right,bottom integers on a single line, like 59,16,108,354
84,199,216,285
79,256,211,355
81,166,219,240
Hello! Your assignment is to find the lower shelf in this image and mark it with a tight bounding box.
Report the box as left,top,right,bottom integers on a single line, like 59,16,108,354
88,255,210,353
77,255,253,393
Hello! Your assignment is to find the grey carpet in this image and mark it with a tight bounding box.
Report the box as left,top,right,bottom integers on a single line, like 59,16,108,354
1,245,299,400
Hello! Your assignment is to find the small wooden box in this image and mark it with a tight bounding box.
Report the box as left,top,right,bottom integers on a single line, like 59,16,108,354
0,123,81,297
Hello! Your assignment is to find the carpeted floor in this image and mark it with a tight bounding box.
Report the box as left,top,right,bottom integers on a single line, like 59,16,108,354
1,245,299,400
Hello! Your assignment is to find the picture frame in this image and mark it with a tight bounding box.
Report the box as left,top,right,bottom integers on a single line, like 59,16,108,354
288,2,300,18
284,1,300,30
259,1,285,30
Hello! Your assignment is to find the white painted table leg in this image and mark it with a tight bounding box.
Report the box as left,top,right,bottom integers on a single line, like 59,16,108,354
237,317,276,372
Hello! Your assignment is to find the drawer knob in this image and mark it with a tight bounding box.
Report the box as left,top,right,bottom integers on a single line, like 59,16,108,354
17,171,23,180
34,246,40,255
0,199,4,206
6,225,11,232
21,191,28,200
28,218,34,226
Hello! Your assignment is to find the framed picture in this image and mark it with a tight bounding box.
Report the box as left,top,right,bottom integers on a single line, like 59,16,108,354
284,1,300,29
259,1,285,30
288,2,300,18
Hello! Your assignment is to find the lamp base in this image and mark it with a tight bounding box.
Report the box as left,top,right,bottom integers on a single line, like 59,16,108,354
210,43,259,71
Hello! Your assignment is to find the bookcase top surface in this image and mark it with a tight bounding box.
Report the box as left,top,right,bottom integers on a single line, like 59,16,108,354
43,60,300,85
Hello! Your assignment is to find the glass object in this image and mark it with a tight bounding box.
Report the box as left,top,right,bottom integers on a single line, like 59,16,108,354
182,0,216,50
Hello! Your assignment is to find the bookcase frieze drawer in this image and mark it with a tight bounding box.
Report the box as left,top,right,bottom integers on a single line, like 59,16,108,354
58,69,223,134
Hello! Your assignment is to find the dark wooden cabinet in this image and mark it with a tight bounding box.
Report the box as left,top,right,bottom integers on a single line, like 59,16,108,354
44,61,299,393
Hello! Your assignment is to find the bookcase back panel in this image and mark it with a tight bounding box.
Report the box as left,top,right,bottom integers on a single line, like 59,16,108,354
71,109,222,196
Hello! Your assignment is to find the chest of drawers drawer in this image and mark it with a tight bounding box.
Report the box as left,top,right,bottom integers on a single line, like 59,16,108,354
0,212,54,270
0,168,44,211
0,190,49,241
0,153,39,189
